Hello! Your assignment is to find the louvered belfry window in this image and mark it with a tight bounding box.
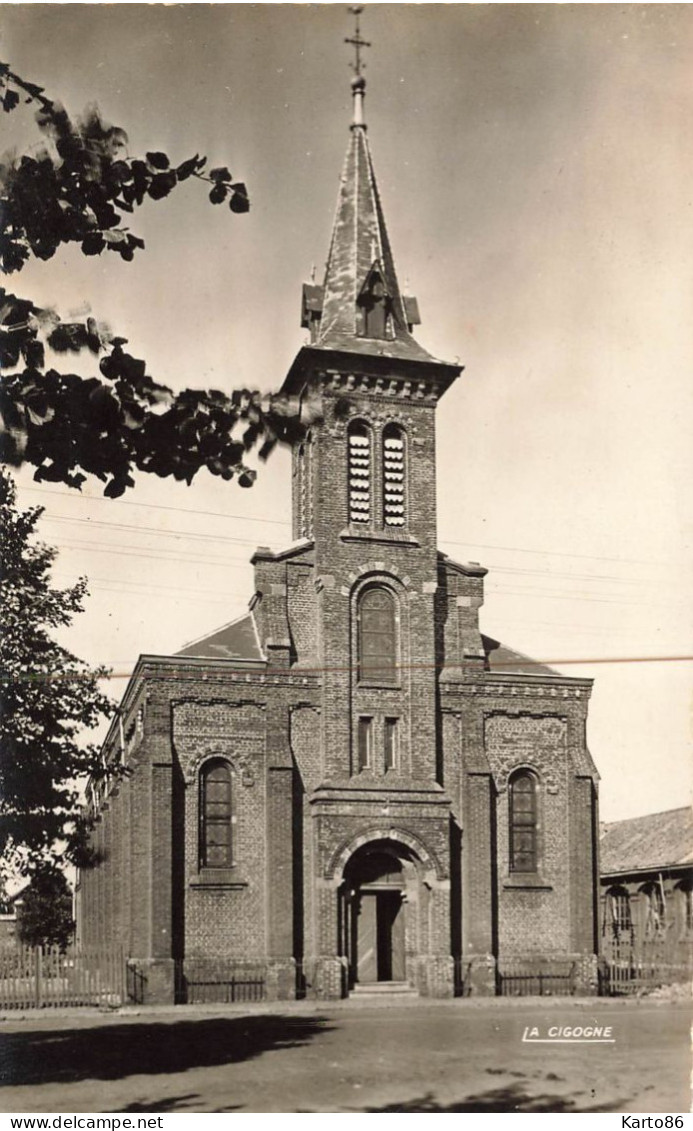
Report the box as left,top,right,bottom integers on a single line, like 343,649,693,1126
359,586,397,685
509,771,537,873
348,423,372,524
200,760,232,868
382,424,406,527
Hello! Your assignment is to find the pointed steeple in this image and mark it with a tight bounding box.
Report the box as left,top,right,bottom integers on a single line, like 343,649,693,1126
300,58,434,364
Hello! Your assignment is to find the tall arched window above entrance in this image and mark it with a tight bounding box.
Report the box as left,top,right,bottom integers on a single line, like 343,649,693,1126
200,759,233,868
509,770,538,873
382,424,406,527
358,586,398,686
347,422,372,524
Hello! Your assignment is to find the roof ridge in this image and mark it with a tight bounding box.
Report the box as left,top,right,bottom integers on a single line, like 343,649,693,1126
603,806,692,827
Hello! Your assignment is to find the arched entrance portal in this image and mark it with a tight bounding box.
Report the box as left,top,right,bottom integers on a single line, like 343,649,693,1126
342,842,414,987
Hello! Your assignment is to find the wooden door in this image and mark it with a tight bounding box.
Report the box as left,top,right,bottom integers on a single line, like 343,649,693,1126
356,892,378,983
378,892,405,981
390,895,406,981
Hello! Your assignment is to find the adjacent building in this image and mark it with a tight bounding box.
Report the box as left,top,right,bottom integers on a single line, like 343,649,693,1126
600,807,693,986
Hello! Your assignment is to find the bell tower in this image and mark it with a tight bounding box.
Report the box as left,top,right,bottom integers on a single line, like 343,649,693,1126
279,31,462,787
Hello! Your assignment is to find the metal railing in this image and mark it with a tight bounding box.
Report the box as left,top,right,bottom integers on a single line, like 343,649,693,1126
175,960,266,1005
498,961,577,997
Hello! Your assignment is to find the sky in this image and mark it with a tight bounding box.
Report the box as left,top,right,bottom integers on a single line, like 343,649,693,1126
2,3,691,822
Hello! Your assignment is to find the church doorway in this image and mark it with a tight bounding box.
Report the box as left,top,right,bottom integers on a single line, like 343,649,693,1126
343,846,408,986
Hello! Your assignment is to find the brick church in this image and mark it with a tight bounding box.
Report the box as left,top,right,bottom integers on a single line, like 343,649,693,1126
76,67,601,1003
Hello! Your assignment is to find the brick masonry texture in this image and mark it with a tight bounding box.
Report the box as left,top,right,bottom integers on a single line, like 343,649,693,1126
76,341,600,1004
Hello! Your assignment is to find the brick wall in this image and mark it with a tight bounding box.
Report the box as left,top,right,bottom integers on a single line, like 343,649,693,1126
75,355,600,1000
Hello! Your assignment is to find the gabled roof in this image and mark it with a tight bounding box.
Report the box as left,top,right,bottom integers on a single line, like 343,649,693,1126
315,124,437,365
600,807,693,875
482,634,559,677
176,611,264,662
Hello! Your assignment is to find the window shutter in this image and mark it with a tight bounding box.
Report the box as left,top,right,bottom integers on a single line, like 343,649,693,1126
382,426,406,527
348,424,372,524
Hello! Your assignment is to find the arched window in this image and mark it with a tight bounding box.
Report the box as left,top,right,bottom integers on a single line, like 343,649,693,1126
509,771,538,873
347,422,372,524
200,760,233,868
676,881,693,938
358,586,398,685
382,424,406,527
606,886,633,940
641,881,666,939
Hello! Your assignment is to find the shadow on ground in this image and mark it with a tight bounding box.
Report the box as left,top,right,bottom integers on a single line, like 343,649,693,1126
355,1085,625,1113
117,1095,206,1114
0,1015,330,1089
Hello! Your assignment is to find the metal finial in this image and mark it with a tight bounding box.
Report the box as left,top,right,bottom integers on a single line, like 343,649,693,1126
345,6,370,78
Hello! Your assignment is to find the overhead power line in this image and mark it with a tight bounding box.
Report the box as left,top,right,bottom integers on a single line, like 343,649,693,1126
19,484,677,568
41,512,285,550
4,654,692,684
19,484,291,526
42,512,662,588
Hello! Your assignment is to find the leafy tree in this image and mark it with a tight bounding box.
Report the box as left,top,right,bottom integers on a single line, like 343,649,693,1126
0,63,306,498
0,469,111,877
16,867,75,950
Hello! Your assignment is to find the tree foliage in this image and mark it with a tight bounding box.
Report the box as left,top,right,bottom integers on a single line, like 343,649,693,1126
0,63,304,498
16,867,75,950
0,469,112,876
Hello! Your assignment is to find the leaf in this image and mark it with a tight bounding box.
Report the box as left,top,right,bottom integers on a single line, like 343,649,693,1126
258,436,277,462
229,183,250,214
147,171,176,200
22,339,45,369
81,233,105,256
176,155,200,181
103,477,127,498
3,88,20,113
121,402,146,430
209,182,227,205
21,80,46,100
109,160,132,185
209,166,231,182
146,151,169,170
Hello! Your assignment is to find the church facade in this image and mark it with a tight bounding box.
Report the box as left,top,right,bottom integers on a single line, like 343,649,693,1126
76,75,601,1003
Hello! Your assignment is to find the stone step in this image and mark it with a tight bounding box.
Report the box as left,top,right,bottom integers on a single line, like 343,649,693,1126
350,981,416,995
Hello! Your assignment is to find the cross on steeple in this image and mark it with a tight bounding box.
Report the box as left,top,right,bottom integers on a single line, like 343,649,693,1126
345,6,370,78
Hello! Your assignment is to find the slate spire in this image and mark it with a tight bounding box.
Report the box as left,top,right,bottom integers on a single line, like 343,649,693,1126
301,49,432,364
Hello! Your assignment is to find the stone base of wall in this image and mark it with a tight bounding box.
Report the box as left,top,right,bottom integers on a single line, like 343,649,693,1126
573,952,599,995
414,955,455,997
461,954,497,996
266,958,297,1001
130,958,176,1005
303,956,348,1000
